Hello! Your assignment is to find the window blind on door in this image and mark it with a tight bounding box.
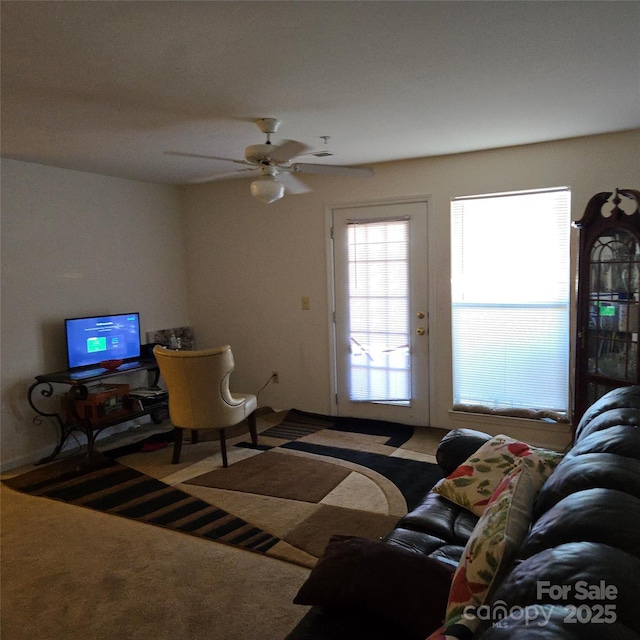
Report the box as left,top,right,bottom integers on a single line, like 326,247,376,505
348,218,411,404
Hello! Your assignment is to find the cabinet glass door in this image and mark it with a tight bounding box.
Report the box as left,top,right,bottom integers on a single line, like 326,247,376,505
586,229,640,404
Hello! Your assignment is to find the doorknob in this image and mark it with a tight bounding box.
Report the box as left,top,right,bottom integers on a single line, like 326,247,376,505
416,327,426,336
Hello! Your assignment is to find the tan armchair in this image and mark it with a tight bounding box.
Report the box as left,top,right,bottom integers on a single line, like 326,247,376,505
153,345,258,466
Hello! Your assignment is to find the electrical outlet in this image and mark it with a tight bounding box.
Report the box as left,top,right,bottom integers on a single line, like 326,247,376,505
272,370,280,384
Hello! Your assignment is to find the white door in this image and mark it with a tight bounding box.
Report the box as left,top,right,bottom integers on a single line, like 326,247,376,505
332,200,430,425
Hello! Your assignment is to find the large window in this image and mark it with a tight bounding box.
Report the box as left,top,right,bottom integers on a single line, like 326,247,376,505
451,188,571,420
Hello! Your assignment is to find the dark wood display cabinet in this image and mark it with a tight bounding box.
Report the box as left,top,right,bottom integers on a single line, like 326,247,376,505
28,360,168,464
574,188,640,426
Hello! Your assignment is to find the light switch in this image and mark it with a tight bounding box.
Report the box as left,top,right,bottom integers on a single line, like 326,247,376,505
301,296,310,310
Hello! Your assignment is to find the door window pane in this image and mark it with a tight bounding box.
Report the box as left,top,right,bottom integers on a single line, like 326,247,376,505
348,219,410,403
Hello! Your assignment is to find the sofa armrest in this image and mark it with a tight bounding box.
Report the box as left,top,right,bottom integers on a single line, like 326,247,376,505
436,428,492,477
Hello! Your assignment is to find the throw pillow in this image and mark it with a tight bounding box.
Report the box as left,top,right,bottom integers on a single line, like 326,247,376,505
293,535,454,638
425,621,479,640
444,462,534,630
425,624,447,639
431,434,562,516
425,618,479,640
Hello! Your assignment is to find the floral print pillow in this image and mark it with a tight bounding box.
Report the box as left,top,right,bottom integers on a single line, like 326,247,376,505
444,462,534,632
424,624,448,640
431,434,563,517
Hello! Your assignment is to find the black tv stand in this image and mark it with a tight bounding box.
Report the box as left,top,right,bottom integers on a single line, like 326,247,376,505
28,360,168,464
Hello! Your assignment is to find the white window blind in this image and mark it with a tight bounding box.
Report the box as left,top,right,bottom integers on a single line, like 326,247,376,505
451,188,571,418
348,218,411,404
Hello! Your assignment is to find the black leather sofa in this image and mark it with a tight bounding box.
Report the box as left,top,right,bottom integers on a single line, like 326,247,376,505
285,385,640,640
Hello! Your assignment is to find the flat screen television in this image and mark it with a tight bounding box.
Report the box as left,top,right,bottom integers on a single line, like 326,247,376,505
65,312,141,370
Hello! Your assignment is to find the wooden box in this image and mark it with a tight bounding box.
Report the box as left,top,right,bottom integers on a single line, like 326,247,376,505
66,383,132,426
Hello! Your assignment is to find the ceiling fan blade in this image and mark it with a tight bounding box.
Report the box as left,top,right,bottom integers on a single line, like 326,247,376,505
290,163,374,178
278,172,312,195
164,150,252,166
269,139,312,164
187,167,258,184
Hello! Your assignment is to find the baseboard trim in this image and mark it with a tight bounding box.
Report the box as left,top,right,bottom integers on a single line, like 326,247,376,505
1,416,171,472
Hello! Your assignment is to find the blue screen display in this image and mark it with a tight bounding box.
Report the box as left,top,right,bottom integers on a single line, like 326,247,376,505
65,313,141,369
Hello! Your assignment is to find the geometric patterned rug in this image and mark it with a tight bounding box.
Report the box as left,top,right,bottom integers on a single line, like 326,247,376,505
4,409,444,569
4,453,283,551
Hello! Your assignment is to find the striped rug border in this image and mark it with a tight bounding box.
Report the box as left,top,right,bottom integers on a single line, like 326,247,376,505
4,457,282,556
260,409,337,441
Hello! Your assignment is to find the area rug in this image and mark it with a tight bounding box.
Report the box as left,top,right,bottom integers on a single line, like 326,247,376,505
3,451,315,568
4,409,444,569
183,408,443,561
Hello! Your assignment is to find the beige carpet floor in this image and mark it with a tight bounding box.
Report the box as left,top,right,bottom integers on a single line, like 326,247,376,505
1,410,446,640
1,482,311,640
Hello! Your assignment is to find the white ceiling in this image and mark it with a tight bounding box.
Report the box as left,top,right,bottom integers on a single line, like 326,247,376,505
2,1,639,186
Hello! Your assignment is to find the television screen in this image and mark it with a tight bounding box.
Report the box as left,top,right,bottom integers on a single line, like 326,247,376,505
65,312,141,370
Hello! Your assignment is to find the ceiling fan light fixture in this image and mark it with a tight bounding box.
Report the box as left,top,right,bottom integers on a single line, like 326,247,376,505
250,175,285,204
166,118,372,199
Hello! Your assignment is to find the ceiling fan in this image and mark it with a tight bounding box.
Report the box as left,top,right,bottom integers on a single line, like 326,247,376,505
165,118,374,203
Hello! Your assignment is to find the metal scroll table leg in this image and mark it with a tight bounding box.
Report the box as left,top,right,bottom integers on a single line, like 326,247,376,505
28,381,73,465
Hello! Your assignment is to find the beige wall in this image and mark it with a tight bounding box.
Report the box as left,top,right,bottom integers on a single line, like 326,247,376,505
1,159,190,468
2,131,638,467
181,131,640,449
